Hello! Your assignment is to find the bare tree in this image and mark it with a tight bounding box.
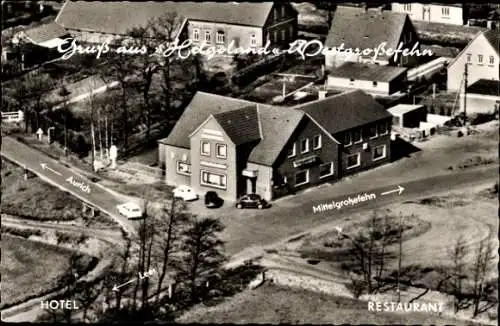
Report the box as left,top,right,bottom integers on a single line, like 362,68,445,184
448,235,469,313
75,280,102,322
155,198,192,302
58,86,71,156
26,72,53,131
471,236,496,318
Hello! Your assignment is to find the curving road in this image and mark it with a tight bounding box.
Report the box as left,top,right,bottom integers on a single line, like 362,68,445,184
1,136,138,236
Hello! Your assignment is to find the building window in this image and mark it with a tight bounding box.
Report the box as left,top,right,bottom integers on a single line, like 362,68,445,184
441,7,450,16
274,8,278,20
349,78,355,85
216,31,225,44
300,138,309,153
274,30,278,42
204,30,211,43
313,135,322,150
176,162,191,175
201,140,210,156
250,33,257,47
489,56,495,65
281,5,286,17
287,142,296,158
289,25,294,40
403,4,411,11
201,170,227,189
368,125,378,138
192,28,200,42
346,153,361,169
373,81,378,87
353,129,362,143
478,54,483,64
377,121,389,135
319,162,334,178
295,169,309,186
466,53,471,62
344,131,352,146
216,143,227,159
373,145,386,161
281,29,286,42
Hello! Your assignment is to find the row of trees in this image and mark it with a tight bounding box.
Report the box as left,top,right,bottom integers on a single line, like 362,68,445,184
37,198,229,323
341,211,497,318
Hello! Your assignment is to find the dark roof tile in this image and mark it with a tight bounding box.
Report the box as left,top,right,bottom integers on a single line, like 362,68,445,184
483,29,500,56
294,90,392,134
467,79,500,96
213,106,261,146
325,6,408,60
56,1,274,35
23,22,68,44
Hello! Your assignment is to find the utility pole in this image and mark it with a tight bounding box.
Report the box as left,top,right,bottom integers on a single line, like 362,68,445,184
397,213,403,303
463,63,469,132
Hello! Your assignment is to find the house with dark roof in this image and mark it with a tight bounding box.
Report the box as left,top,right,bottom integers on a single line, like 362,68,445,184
391,3,467,26
158,90,392,201
326,62,408,95
55,1,297,49
447,29,499,91
324,6,420,70
10,22,70,67
459,79,500,115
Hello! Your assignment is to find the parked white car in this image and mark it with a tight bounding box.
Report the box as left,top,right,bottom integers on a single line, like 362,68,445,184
173,185,199,201
116,202,143,219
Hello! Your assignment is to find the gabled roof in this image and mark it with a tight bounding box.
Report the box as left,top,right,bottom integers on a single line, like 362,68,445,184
483,29,500,57
466,79,500,97
293,90,392,134
160,90,391,166
21,22,68,44
56,1,275,35
329,62,407,82
325,6,409,60
212,106,261,146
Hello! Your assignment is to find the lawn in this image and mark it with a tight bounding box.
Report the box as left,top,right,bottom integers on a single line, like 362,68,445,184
1,160,83,221
1,235,97,309
177,283,477,324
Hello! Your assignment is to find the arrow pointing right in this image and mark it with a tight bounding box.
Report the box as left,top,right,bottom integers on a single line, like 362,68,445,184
381,185,405,196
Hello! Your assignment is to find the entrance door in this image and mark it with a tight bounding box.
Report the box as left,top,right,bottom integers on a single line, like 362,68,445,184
246,177,256,194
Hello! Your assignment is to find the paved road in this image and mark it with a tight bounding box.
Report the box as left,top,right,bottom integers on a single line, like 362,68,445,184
226,165,498,261
1,137,138,236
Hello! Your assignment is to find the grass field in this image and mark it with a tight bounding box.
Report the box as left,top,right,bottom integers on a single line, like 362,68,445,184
1,161,82,221
1,235,96,309
177,283,477,324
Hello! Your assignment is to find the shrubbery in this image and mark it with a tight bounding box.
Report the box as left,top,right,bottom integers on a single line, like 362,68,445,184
1,226,42,238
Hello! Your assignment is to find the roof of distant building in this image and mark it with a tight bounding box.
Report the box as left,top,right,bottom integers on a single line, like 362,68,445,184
466,79,500,96
388,104,425,116
22,22,68,44
56,1,276,35
483,28,500,56
325,6,409,60
329,62,408,82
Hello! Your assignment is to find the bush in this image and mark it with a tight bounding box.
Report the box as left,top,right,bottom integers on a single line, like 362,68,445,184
1,226,42,238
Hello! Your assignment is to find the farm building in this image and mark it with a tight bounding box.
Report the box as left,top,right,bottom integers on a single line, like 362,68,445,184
326,62,408,96
387,104,427,128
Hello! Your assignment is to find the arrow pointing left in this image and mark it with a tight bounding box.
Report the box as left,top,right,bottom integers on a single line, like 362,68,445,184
40,163,62,176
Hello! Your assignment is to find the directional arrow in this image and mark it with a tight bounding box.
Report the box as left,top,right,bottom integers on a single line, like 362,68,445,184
40,163,62,176
381,185,405,196
112,278,137,292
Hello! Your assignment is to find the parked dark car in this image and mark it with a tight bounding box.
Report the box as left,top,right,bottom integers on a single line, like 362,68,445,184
235,194,268,209
205,191,223,208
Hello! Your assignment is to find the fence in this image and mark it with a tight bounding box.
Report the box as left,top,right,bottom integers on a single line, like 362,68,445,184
1,110,24,123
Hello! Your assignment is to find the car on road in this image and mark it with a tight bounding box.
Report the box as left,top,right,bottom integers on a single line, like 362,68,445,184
235,194,268,209
116,202,143,219
173,185,199,201
204,191,223,208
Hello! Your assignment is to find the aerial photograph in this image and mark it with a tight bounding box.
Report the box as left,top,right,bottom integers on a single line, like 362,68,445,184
1,1,498,324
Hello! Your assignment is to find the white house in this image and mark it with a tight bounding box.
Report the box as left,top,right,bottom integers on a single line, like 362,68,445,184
391,3,466,25
447,29,500,91
326,62,408,96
